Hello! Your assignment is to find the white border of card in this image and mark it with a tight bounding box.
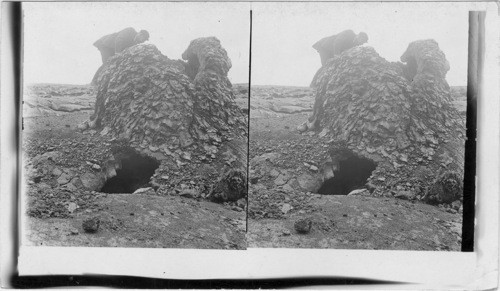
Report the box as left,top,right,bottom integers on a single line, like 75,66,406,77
1,1,499,289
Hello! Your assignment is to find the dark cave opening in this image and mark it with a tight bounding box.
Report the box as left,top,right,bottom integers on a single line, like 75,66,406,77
100,150,160,194
317,155,377,195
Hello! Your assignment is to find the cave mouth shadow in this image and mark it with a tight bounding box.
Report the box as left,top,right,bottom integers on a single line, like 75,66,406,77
317,155,377,195
100,149,160,194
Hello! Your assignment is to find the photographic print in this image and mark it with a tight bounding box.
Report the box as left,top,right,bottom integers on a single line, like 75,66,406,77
21,2,249,249
3,1,499,288
248,2,469,250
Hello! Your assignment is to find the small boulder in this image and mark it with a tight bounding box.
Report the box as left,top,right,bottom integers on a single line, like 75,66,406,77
77,121,89,131
52,168,63,177
69,228,79,235
104,164,117,179
250,175,260,184
347,189,369,196
394,190,414,200
281,203,292,214
451,200,461,211
80,172,104,191
269,169,280,177
57,172,72,185
282,184,295,192
424,171,463,204
99,126,110,136
296,123,307,133
208,169,247,202
179,188,199,198
323,166,334,180
67,202,78,213
294,218,312,234
82,217,100,233
297,173,322,192
236,198,246,209
65,177,83,192
274,173,290,186
133,187,154,194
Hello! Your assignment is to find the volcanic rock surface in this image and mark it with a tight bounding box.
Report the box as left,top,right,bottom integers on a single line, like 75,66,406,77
303,39,465,202
85,37,247,202
248,38,466,250
23,37,248,248
23,84,95,117
23,88,247,248
248,86,464,250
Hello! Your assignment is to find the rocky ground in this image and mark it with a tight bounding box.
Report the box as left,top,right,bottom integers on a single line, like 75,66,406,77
22,83,466,251
248,85,466,251
22,83,248,249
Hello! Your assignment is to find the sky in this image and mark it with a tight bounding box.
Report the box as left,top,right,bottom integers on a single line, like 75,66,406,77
251,2,472,86
24,2,474,87
23,2,251,85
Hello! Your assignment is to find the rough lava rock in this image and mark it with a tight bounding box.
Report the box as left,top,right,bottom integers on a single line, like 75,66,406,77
82,216,100,233
294,218,313,234
423,172,463,204
302,39,465,203
85,37,247,202
208,168,247,202
310,30,368,88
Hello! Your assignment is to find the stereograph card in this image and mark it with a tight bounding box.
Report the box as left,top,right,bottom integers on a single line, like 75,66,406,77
0,1,498,289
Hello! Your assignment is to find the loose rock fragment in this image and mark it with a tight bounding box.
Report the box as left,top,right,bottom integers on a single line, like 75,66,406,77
294,218,313,234
133,187,153,194
236,198,246,209
424,171,462,204
57,172,72,185
67,202,78,213
281,203,292,214
394,190,414,200
82,217,100,233
347,189,369,196
69,228,79,235
208,169,247,202
179,188,199,198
